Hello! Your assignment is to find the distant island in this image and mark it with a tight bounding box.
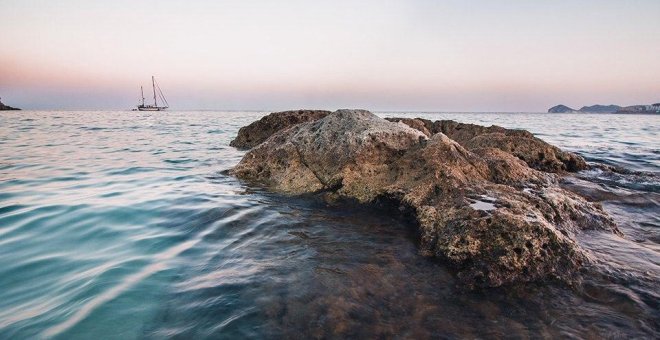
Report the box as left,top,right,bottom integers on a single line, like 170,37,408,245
548,104,578,113
549,103,660,114
0,98,21,110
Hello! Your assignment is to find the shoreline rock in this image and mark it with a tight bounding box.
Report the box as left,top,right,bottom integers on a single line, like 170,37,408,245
230,109,620,288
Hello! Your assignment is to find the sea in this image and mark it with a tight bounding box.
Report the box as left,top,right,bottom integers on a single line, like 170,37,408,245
0,110,658,339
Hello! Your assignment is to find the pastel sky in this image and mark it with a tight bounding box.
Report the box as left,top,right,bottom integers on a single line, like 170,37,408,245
1,0,659,111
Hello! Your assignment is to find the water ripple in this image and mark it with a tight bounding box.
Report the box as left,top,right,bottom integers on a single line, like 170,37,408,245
0,111,657,338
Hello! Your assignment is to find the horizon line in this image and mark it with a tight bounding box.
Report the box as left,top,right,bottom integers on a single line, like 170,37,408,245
1,107,554,113
6,108,659,115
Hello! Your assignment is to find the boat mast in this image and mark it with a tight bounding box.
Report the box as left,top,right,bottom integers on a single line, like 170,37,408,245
152,76,158,107
140,86,145,106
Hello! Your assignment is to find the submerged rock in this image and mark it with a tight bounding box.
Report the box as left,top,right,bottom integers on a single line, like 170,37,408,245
230,109,331,149
231,109,619,288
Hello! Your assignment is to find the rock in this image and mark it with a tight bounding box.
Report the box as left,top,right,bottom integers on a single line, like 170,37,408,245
0,98,20,110
230,109,331,149
548,105,575,113
386,118,589,173
237,112,589,173
383,117,432,137
230,109,619,288
232,110,426,197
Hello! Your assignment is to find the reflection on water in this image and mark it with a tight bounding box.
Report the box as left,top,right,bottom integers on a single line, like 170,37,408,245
0,111,658,338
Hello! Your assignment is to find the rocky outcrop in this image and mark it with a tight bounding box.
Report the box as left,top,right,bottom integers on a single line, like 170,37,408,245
548,105,575,113
230,109,619,288
232,112,587,173
230,109,331,149
385,118,588,173
0,98,20,110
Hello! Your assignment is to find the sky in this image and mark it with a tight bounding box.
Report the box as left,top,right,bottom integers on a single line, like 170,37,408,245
0,0,659,111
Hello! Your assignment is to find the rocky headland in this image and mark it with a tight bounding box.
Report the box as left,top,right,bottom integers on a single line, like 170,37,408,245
229,109,621,288
0,98,20,110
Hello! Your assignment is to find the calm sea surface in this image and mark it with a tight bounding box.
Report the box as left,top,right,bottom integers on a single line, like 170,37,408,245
0,111,658,339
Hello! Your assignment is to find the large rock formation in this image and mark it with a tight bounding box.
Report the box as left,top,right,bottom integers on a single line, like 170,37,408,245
0,98,20,110
230,109,331,149
230,110,619,288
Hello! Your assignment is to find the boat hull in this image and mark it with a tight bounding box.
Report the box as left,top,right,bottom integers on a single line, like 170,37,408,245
137,106,167,111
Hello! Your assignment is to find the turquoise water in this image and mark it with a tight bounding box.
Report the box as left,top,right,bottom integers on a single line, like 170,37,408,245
0,111,658,338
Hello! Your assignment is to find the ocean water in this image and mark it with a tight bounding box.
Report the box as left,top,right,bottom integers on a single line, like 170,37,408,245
0,110,658,339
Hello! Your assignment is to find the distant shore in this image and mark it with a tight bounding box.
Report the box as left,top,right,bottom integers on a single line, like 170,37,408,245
548,103,660,114
3,108,660,114
0,99,21,111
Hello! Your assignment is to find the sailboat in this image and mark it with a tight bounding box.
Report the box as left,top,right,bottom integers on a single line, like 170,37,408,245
137,76,169,111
